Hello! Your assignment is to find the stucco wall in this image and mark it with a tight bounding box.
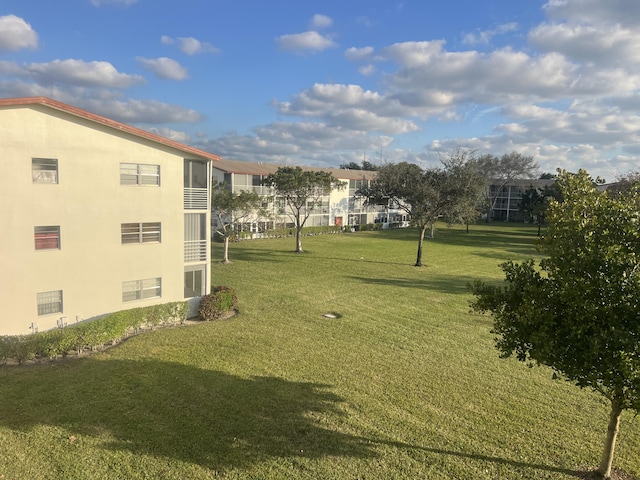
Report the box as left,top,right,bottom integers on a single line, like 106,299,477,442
0,104,206,335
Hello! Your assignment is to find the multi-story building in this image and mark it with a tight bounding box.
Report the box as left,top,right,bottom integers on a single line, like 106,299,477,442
0,97,221,335
210,159,397,234
487,178,556,222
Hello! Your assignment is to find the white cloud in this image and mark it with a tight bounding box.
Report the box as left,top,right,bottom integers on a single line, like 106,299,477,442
379,40,640,106
530,22,640,66
137,57,188,80
275,83,423,134
462,22,519,45
0,15,38,52
197,122,393,167
543,0,640,28
81,98,202,124
276,31,337,53
147,127,192,143
161,35,221,55
344,46,374,61
90,0,138,6
310,14,333,30
359,65,376,76
0,59,144,88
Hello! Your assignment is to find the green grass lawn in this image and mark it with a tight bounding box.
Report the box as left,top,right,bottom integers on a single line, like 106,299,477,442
1,223,638,479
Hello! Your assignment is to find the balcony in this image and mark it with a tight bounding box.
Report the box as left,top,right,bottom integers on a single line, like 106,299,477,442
184,188,208,210
184,240,207,262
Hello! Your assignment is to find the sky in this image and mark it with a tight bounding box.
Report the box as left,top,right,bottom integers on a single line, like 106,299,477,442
1,0,640,182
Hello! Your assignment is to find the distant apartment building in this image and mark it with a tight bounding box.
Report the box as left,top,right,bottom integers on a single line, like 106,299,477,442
487,178,556,222
0,97,221,335
210,160,404,234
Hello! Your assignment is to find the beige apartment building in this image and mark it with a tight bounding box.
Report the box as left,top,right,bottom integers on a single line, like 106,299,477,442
0,97,221,335
211,159,399,234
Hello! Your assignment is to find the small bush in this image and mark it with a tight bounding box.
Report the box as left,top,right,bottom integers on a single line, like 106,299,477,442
199,286,238,321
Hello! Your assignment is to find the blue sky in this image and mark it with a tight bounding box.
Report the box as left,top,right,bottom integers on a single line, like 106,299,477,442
2,0,640,181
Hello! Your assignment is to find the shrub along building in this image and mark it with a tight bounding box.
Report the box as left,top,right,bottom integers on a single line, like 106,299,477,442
0,97,221,336
211,159,407,235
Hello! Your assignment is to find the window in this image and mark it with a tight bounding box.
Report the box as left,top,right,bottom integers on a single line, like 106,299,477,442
121,222,161,244
184,159,208,188
35,226,60,250
37,290,63,316
32,158,58,184
122,278,161,302
184,266,205,298
120,163,160,186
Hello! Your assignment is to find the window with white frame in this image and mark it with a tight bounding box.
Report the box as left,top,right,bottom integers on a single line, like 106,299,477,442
122,278,161,302
34,226,60,250
184,265,205,298
32,158,58,184
121,222,161,244
120,163,160,186
37,290,63,315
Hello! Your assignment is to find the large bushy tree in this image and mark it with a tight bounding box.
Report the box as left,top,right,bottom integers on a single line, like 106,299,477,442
211,184,267,263
471,170,640,479
357,149,485,266
264,166,344,253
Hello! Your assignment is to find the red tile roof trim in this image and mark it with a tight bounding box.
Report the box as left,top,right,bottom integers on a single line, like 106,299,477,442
0,96,222,162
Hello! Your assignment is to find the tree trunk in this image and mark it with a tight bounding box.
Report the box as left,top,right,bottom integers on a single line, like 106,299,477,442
222,236,230,264
415,225,427,266
597,398,623,479
296,226,303,253
295,211,303,253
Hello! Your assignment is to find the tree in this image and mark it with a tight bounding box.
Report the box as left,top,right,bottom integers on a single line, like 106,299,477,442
539,172,557,180
339,160,379,171
519,183,562,235
211,184,266,263
357,149,485,266
518,186,546,235
477,152,539,222
470,170,640,479
263,167,344,253
608,170,640,197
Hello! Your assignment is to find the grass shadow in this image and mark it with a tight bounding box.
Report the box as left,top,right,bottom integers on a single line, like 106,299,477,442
371,438,601,479
349,275,476,295
0,359,376,473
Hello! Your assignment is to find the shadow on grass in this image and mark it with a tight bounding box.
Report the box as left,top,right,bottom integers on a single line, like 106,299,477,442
373,438,596,479
0,359,375,472
349,275,476,295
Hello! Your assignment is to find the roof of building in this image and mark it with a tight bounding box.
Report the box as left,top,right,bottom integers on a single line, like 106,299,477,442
0,96,222,162
212,158,379,181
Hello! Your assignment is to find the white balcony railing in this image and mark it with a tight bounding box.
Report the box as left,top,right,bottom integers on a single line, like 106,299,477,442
184,240,207,262
184,188,208,209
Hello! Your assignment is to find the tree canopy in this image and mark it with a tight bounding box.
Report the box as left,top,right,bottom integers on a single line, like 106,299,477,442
357,149,485,266
263,166,344,253
518,183,560,235
339,160,379,171
471,169,640,479
211,184,266,263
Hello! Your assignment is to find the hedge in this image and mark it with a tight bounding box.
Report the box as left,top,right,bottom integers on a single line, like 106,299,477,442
199,286,238,321
0,301,188,364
